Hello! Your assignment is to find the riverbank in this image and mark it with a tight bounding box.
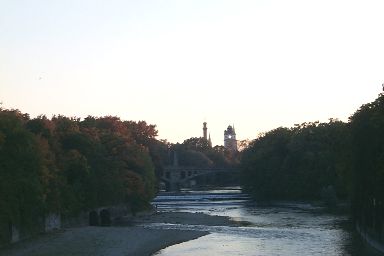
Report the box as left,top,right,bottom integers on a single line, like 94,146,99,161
0,212,233,256
356,223,384,255
131,211,238,226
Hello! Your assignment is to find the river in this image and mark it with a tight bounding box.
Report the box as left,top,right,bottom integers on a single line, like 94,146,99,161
150,187,379,256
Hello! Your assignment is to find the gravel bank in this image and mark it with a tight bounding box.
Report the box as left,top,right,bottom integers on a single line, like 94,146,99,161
0,212,233,256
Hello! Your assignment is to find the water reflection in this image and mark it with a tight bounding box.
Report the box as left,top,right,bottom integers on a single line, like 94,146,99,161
152,188,378,256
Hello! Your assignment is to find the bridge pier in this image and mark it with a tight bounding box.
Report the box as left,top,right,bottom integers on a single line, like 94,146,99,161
166,181,180,192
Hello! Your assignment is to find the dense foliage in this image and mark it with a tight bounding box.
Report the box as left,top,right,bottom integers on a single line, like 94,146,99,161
172,137,239,168
241,121,349,202
241,93,384,242
349,94,384,240
0,110,159,243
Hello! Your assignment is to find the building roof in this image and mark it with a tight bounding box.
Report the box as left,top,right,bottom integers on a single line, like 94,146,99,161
224,125,236,135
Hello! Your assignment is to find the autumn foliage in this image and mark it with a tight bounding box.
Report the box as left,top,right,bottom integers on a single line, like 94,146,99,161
0,110,158,243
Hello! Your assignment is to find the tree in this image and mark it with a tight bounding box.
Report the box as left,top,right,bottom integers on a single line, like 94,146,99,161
240,121,350,202
124,120,158,146
0,109,45,243
349,93,384,236
182,137,211,151
241,127,292,200
0,109,162,244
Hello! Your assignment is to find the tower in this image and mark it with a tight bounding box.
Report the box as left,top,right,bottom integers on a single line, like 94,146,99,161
203,122,207,140
203,122,212,147
208,133,212,147
224,125,237,152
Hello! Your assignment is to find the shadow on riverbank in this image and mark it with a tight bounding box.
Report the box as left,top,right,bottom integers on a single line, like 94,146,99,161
0,211,232,256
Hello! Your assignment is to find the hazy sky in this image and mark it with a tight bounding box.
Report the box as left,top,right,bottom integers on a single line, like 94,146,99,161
1,0,383,145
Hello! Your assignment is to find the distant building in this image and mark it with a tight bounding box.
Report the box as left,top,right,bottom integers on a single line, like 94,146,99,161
203,122,207,139
224,125,237,152
203,122,212,147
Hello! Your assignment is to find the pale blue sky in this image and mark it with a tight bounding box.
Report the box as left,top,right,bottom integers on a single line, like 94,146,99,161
1,0,383,145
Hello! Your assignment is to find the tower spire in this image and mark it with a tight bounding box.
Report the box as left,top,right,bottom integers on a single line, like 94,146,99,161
208,133,212,147
203,122,207,140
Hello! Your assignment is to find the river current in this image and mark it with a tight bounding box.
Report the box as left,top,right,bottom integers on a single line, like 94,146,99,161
149,187,379,256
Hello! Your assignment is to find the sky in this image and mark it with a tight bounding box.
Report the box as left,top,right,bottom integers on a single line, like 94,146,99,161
1,0,383,145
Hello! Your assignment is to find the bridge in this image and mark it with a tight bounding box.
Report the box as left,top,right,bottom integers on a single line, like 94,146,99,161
160,166,239,191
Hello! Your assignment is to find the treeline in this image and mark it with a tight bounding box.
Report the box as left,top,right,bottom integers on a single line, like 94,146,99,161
0,109,163,243
241,93,384,242
172,137,239,168
241,120,349,202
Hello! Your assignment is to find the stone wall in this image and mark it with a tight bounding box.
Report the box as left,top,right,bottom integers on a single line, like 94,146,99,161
44,213,61,232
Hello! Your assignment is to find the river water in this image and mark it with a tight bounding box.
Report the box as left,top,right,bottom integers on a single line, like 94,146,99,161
150,187,378,256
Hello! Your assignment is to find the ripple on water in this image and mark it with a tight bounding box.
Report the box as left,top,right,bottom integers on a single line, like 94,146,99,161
152,189,367,256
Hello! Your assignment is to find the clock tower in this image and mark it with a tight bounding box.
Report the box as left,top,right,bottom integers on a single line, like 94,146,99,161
224,125,237,152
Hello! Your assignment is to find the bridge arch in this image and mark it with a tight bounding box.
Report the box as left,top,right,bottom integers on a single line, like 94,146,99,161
160,167,239,191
